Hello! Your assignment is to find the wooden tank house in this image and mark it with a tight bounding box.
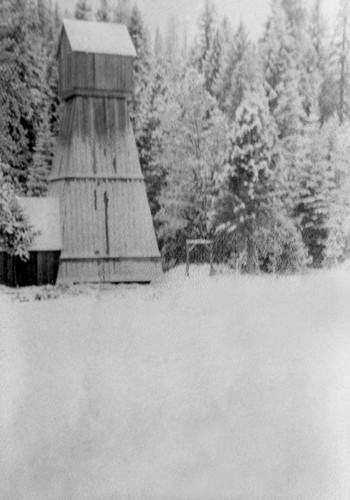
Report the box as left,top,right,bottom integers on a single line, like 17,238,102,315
49,20,162,283
0,198,61,287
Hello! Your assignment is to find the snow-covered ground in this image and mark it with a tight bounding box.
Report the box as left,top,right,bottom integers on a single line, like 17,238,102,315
1,266,350,499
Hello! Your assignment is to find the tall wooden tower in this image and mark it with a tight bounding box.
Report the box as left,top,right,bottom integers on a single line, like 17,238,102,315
49,20,162,283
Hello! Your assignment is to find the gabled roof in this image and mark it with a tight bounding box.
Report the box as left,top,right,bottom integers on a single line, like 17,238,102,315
61,19,137,57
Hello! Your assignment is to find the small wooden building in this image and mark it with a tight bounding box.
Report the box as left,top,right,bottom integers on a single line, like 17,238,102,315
0,198,61,287
49,20,162,283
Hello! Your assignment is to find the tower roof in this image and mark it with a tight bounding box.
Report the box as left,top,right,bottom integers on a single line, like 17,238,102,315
61,19,137,57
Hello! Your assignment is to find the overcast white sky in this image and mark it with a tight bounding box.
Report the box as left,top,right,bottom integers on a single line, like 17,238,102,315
55,0,338,41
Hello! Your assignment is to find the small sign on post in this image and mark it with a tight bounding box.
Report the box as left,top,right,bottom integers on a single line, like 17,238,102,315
185,239,214,277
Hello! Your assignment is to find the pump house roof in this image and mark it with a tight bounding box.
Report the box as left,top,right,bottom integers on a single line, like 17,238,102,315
60,19,137,57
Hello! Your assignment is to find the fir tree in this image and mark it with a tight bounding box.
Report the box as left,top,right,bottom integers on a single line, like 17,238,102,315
127,5,151,137
193,0,217,73
292,118,336,266
202,26,223,94
96,0,111,22
113,0,131,24
332,0,350,123
324,119,350,263
164,17,180,69
74,0,92,21
212,86,279,272
215,21,258,121
0,0,50,191
136,61,168,218
154,27,164,62
157,68,227,261
27,105,55,196
0,160,36,265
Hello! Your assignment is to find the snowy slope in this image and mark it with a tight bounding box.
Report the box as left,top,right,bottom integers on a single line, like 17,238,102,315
1,266,350,499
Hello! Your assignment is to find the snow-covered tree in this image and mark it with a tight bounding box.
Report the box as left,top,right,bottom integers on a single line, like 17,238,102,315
96,0,111,22
215,21,258,121
324,120,350,263
0,0,52,192
74,0,92,21
27,105,55,196
192,0,217,73
157,68,227,262
330,0,350,123
212,86,279,272
291,118,336,266
0,160,36,265
113,0,131,24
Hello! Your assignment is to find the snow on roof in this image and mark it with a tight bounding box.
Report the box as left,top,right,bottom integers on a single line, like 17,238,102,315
62,19,137,57
18,197,62,251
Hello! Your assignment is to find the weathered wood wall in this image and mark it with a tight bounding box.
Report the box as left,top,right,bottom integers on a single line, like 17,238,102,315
0,251,61,287
49,95,161,283
52,20,161,284
58,31,134,100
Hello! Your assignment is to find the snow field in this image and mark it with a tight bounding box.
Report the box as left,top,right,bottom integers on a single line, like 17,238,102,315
1,266,350,499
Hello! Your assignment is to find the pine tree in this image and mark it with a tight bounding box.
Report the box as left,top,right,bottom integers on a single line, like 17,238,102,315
202,26,223,94
157,68,227,261
0,0,50,192
261,0,320,130
154,27,164,62
127,5,151,134
164,17,180,69
292,118,336,266
136,61,168,218
190,0,222,94
332,0,350,123
0,160,35,265
215,21,258,121
212,86,279,272
310,0,335,123
113,0,131,24
96,0,111,22
27,105,55,196
324,119,350,263
74,0,92,21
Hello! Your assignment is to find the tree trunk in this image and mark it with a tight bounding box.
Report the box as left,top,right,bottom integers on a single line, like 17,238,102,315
246,225,256,274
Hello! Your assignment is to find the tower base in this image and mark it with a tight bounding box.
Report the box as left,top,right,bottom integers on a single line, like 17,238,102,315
56,257,162,284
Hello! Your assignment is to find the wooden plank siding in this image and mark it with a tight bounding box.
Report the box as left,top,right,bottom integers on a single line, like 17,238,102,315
0,252,61,287
49,94,161,283
51,97,140,179
51,20,161,283
58,49,134,99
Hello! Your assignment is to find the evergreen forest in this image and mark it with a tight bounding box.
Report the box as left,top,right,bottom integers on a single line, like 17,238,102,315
1,0,350,272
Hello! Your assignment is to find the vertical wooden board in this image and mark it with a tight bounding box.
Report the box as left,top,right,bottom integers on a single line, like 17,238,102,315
85,182,93,256
114,101,124,176
73,53,81,89
37,252,44,285
114,56,121,91
86,53,95,91
0,252,4,285
126,57,134,92
37,251,52,285
76,180,84,255
108,183,117,255
67,181,75,255
118,56,123,91
16,252,37,287
94,54,103,90
104,54,114,90
117,98,126,132
88,182,95,255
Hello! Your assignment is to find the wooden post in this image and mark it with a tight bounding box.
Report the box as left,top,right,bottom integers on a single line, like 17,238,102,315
209,242,214,276
185,243,190,276
185,239,214,277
